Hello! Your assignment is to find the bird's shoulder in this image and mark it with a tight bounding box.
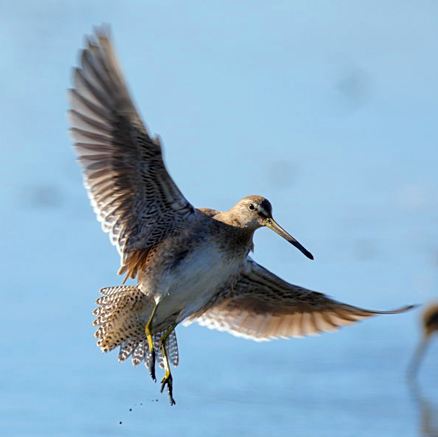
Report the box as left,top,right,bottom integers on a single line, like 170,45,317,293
196,207,221,218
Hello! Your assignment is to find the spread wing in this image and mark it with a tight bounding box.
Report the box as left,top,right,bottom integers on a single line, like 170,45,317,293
69,26,194,274
187,258,414,341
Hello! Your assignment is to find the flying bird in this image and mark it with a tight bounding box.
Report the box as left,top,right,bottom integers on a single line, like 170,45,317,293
408,302,438,377
69,26,415,405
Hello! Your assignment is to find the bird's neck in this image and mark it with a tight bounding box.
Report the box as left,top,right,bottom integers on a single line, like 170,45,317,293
212,211,256,254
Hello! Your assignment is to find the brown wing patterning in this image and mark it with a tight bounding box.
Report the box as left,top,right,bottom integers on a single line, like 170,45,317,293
69,26,194,276
188,258,415,341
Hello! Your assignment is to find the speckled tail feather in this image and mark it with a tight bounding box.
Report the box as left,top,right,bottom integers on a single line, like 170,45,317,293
93,285,179,369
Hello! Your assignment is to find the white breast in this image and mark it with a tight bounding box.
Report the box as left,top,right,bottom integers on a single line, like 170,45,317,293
152,241,241,325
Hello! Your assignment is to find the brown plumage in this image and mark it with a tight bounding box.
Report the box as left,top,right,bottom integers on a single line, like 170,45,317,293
93,286,179,367
408,302,438,377
70,26,416,404
186,258,415,340
69,25,194,276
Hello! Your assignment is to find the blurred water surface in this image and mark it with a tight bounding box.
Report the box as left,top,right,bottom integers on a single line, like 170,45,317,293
1,1,438,436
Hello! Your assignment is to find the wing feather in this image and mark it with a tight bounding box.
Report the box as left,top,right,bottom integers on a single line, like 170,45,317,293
69,27,194,273
187,258,415,341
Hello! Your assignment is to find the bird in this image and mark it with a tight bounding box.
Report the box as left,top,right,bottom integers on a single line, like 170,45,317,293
69,26,415,405
408,302,438,378
408,373,438,437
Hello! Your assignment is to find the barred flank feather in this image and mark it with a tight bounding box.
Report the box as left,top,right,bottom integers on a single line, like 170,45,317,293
93,285,179,368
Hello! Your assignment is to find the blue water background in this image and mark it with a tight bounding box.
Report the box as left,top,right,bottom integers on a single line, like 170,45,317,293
1,2,438,436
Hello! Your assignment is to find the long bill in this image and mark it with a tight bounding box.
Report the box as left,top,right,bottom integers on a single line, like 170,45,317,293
265,218,314,260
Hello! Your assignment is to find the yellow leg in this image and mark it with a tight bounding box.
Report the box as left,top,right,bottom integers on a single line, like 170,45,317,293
144,302,159,381
159,325,176,405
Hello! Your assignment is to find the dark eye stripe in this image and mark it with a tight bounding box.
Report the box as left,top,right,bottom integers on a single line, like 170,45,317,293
257,206,269,218
259,199,272,216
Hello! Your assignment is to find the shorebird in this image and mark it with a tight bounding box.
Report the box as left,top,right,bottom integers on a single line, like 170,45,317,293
409,380,438,437
408,302,438,377
69,27,415,405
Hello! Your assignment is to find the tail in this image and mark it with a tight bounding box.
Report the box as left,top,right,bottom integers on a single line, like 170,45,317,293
93,285,179,368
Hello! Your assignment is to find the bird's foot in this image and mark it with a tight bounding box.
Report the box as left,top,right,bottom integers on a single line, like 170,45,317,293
161,371,176,406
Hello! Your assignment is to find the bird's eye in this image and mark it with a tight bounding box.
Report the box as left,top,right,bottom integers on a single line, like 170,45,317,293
249,204,255,210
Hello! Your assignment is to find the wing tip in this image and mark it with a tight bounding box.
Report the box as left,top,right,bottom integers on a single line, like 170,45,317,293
396,303,420,313
374,303,419,315
93,23,112,40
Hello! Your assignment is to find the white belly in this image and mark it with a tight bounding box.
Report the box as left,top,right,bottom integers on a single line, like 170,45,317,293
150,242,241,325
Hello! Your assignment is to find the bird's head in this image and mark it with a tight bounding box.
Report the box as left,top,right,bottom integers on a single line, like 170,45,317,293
231,195,314,260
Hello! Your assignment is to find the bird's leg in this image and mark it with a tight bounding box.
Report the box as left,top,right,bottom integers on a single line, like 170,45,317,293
145,302,159,381
407,336,431,378
159,325,176,405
